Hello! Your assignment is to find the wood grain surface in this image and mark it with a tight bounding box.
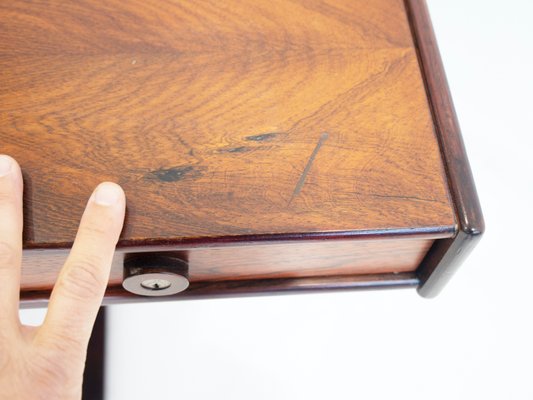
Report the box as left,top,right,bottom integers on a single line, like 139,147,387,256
1,0,455,247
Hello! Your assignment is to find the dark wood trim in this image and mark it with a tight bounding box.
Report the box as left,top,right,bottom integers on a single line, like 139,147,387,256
82,307,106,400
404,0,485,297
23,226,454,251
20,273,418,308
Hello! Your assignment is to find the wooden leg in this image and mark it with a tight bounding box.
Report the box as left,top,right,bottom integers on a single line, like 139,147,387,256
83,307,106,400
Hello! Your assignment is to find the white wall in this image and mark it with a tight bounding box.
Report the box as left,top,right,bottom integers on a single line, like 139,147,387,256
21,1,533,398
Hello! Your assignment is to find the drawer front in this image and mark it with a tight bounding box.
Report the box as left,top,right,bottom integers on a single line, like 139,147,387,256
20,236,436,303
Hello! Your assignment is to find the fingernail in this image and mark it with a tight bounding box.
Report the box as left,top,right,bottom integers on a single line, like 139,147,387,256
0,155,13,177
94,183,122,206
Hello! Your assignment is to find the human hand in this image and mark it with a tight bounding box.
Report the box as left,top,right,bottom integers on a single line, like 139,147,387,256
0,155,126,399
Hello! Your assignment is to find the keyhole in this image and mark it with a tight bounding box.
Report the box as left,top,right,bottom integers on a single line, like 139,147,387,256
141,278,172,291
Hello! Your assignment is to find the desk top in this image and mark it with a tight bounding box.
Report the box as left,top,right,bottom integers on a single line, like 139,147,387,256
1,0,455,247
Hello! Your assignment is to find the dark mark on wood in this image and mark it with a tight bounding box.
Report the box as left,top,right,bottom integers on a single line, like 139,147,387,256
245,132,278,141
218,146,250,154
148,166,195,182
289,132,329,204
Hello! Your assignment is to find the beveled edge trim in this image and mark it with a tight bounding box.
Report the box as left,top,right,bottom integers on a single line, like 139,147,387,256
20,273,419,308
404,0,485,297
23,225,455,251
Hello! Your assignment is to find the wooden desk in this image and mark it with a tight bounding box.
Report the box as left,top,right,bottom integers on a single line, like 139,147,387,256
0,0,483,305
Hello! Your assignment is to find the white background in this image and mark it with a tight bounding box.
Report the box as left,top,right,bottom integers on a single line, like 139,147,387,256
21,1,533,398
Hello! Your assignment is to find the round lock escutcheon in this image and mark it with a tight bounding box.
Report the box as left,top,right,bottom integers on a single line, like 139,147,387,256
122,253,189,297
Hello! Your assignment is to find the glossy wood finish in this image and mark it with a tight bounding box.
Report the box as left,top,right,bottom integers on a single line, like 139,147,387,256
1,0,454,249
404,0,485,297
19,236,440,293
0,0,483,303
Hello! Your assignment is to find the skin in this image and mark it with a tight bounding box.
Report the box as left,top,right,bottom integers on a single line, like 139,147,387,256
0,155,126,400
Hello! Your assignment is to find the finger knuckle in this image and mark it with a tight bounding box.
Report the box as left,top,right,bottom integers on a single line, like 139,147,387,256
60,256,105,299
0,240,16,267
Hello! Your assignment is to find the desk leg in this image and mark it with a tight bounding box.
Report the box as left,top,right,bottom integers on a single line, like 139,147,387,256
83,307,106,400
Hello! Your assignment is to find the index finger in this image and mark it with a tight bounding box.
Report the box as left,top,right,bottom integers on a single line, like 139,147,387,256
0,155,23,325
38,182,125,349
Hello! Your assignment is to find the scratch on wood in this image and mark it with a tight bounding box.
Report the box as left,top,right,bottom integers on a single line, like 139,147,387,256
245,132,279,141
289,132,329,204
218,146,250,154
